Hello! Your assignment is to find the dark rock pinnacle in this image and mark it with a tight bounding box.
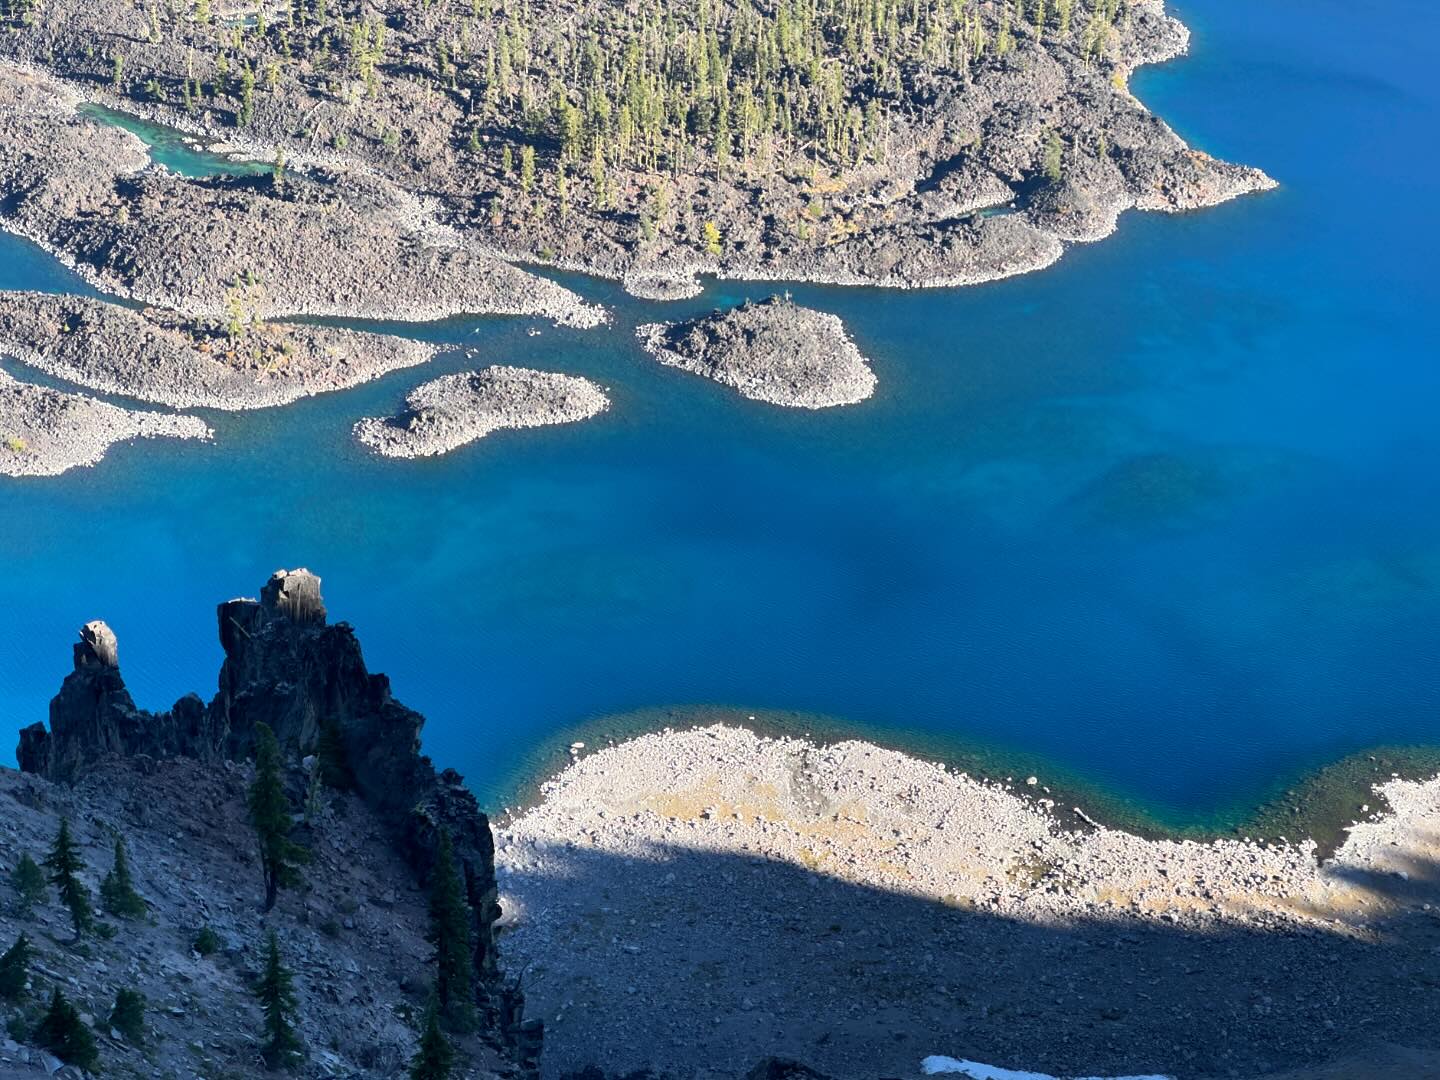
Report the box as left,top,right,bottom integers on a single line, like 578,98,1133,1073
16,568,529,1043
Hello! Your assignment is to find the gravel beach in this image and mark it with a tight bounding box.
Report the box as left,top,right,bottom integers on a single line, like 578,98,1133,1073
497,724,1440,1080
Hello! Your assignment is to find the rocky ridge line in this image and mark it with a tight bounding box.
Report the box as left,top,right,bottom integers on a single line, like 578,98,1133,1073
14,568,540,1062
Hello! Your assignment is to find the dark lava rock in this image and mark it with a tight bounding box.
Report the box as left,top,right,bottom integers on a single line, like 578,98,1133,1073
17,567,504,988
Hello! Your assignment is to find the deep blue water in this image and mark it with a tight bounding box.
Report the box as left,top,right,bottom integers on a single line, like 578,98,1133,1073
2,0,1437,822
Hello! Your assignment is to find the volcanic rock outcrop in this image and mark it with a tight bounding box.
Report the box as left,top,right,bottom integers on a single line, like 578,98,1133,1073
354,365,610,459
15,568,532,1051
638,297,877,408
0,291,437,411
0,366,211,477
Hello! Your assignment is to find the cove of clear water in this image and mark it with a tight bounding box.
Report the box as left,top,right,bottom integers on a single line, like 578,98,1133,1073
77,103,271,179
1,0,1437,824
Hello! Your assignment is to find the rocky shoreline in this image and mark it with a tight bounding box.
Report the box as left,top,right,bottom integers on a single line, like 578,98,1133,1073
639,298,877,409
354,366,610,459
496,724,1440,1080
0,64,605,329
0,291,436,411
0,367,211,476
0,0,1276,302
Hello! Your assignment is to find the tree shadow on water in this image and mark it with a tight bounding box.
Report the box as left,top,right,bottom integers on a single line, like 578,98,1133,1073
500,843,1440,1080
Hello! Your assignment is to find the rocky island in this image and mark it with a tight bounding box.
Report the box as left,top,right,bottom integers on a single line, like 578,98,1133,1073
0,0,1282,477
0,368,211,477
0,0,1273,302
0,291,436,411
354,366,610,458
639,297,876,408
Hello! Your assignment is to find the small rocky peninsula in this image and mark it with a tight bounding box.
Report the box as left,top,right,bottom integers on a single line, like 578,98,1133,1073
0,291,435,411
354,367,610,459
0,368,210,477
0,65,603,328
639,298,876,408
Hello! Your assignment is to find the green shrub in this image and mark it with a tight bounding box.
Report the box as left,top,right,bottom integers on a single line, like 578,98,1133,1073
193,926,221,956
9,853,44,915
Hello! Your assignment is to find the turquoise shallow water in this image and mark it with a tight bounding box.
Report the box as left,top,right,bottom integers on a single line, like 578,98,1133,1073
76,103,272,178
1,0,1437,822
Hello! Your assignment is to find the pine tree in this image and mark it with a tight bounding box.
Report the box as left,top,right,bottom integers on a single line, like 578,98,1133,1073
43,819,91,936
426,829,474,1029
249,722,307,911
101,837,147,918
109,987,146,1044
256,931,302,1070
1042,129,1063,182
315,716,353,791
9,852,45,915
32,989,98,1071
409,994,453,1080
0,932,31,1000
519,145,535,194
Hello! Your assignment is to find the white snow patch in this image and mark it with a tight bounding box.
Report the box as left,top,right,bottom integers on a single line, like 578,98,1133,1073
920,1058,1173,1080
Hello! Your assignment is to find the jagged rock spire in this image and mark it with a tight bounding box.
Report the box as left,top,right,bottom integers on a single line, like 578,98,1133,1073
260,568,326,625
17,620,147,782
74,620,118,669
15,569,505,1007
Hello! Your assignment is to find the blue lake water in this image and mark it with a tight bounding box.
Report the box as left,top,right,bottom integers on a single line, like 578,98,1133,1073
1,0,1437,823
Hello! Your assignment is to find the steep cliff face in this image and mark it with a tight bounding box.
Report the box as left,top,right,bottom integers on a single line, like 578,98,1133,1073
14,569,527,1051
0,755,521,1080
